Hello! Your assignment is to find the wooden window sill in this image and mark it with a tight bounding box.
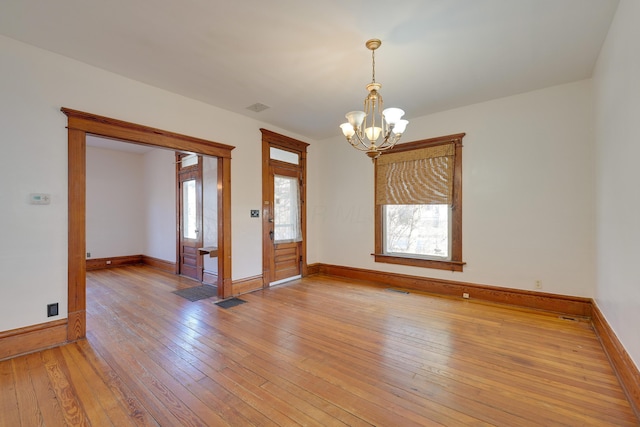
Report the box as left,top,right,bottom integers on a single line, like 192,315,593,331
373,254,465,272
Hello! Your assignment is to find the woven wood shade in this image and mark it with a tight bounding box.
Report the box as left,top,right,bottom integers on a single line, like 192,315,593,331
376,143,455,205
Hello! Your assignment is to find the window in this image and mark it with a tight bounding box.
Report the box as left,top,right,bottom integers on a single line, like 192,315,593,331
374,133,465,271
273,174,302,242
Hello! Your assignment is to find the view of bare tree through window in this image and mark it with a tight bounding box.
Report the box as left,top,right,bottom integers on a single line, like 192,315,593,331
384,204,450,259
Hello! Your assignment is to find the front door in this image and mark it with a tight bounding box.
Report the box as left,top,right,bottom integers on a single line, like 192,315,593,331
261,129,309,286
177,153,203,281
270,167,302,283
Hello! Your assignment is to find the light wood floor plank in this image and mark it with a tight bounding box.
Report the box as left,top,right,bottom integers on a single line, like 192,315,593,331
40,348,92,426
0,356,21,427
61,343,136,426
2,265,637,426
23,352,68,427
11,357,46,427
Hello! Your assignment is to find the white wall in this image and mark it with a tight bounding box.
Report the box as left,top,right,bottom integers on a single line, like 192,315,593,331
86,146,145,258
88,146,209,265
202,156,218,275
593,0,640,368
314,80,595,298
142,148,176,262
0,34,308,331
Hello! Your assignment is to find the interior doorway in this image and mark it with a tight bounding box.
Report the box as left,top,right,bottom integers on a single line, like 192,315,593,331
261,129,309,286
64,108,234,341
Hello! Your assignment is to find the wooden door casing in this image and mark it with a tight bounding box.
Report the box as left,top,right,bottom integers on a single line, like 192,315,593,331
63,107,235,344
261,129,309,286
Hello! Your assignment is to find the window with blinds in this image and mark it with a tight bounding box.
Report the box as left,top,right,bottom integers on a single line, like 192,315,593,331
374,133,465,271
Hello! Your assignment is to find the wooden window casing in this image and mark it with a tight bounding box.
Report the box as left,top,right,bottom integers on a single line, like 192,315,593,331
374,133,466,272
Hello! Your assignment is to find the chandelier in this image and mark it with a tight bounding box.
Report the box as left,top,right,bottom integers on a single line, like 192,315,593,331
340,39,408,160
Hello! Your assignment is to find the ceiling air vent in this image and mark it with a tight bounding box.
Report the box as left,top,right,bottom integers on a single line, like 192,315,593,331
246,103,270,113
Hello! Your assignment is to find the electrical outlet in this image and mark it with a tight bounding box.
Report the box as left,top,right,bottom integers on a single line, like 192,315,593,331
535,280,542,289
47,303,59,317
250,209,260,218
462,292,470,299
86,252,91,258
106,260,112,265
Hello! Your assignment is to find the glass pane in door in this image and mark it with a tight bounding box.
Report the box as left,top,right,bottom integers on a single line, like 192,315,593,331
274,175,301,242
183,179,197,239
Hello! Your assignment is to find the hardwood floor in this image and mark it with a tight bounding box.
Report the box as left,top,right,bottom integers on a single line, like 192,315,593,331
1,265,637,426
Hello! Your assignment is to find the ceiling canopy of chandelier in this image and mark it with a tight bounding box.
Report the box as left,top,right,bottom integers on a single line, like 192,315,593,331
340,39,408,160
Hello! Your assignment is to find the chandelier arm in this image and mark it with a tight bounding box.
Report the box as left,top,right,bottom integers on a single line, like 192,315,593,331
375,132,400,152
348,133,376,152
347,115,398,152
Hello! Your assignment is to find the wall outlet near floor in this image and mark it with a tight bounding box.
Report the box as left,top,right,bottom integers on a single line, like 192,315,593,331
462,292,470,299
535,280,542,289
47,303,59,317
106,260,112,265
86,252,91,258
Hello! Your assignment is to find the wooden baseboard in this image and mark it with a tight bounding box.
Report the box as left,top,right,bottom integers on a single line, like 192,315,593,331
317,263,592,317
86,255,177,273
0,320,68,361
202,270,218,286
232,275,263,296
141,255,177,274
86,255,143,271
592,302,640,419
306,263,321,276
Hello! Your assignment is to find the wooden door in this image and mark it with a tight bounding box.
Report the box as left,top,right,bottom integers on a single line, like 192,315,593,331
269,167,302,283
177,154,203,281
261,129,309,286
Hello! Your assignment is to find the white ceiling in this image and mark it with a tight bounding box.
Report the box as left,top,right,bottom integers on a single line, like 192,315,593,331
0,0,619,140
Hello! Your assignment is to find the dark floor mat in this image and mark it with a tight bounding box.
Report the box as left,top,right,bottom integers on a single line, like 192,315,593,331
215,298,246,309
173,285,218,302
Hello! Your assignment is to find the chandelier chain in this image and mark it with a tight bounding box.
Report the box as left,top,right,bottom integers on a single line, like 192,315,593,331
371,49,376,83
